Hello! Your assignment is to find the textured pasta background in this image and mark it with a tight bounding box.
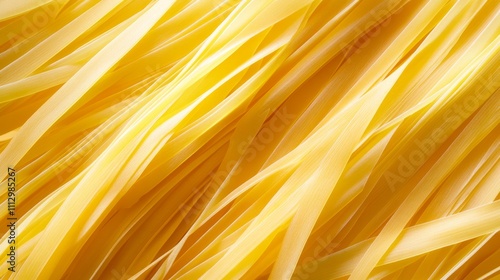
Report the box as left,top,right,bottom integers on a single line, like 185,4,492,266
0,0,499,279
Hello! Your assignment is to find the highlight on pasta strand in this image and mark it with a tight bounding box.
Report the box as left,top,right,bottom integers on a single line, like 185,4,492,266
0,0,499,279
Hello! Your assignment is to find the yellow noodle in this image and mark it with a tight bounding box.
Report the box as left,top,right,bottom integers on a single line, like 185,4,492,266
0,0,499,279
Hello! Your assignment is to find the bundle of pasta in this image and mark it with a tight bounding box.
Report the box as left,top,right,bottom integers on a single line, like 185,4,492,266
0,0,499,279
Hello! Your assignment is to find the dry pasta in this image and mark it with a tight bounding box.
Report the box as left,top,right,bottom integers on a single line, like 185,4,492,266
0,0,499,279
